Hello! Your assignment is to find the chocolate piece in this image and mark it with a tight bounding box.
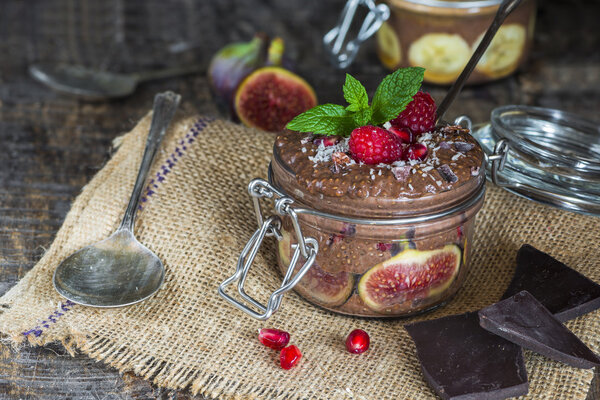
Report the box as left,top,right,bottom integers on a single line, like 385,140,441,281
439,141,452,150
502,245,600,322
479,291,600,369
454,142,475,152
405,312,528,400
391,165,411,182
437,164,458,183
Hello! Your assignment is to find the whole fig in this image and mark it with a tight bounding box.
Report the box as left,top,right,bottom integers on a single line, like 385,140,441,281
208,34,285,117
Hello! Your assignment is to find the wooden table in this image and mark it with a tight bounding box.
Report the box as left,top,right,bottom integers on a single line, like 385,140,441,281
1,0,599,398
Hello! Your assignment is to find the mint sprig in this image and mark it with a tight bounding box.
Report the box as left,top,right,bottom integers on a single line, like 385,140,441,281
343,74,369,112
286,67,425,137
285,103,357,136
370,67,425,126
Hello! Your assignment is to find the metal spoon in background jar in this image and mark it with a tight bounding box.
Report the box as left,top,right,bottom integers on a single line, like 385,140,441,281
435,0,523,124
29,63,200,101
53,91,180,307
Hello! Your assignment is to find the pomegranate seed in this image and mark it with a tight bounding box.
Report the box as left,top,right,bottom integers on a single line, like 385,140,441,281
388,127,414,143
280,345,302,369
406,143,428,161
313,135,340,147
258,328,290,350
376,242,392,252
346,329,370,354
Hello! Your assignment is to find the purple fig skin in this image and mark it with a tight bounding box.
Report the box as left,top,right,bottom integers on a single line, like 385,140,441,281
208,35,268,116
208,34,285,118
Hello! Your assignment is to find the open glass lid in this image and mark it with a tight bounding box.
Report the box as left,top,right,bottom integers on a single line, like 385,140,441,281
472,105,600,216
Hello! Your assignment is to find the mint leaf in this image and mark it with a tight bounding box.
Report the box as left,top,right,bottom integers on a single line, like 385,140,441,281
370,67,424,126
353,108,372,127
286,104,358,136
343,74,369,111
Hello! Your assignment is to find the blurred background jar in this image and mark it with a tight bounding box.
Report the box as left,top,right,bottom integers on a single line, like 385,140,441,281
376,0,537,84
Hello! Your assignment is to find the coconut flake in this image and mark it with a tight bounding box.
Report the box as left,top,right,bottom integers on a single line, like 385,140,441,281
308,137,350,165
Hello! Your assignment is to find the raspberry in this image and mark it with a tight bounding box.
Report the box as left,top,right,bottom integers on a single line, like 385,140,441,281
390,91,437,135
348,126,403,165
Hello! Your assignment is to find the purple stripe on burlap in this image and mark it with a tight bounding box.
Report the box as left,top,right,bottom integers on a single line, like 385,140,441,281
139,116,215,209
22,300,76,337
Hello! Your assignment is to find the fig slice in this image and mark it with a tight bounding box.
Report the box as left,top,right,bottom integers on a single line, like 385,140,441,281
277,230,353,307
234,66,317,132
358,244,461,312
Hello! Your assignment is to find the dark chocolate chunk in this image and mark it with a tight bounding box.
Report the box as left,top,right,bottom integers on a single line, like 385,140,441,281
439,141,452,150
437,164,458,183
454,142,475,152
502,245,600,322
405,312,528,400
479,291,600,369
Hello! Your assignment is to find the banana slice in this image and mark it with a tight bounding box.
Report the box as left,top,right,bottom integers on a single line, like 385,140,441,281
408,33,470,84
376,21,402,70
474,24,526,79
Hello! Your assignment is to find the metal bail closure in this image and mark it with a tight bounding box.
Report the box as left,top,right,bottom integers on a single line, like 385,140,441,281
323,0,390,69
218,179,319,320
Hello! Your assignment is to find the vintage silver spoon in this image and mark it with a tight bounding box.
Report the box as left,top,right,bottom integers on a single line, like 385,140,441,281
436,0,523,124
53,91,181,307
29,63,200,101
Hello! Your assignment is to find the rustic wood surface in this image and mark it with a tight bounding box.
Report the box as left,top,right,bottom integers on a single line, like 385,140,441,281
1,0,599,398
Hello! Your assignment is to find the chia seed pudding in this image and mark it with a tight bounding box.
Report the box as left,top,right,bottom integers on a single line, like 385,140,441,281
271,125,486,317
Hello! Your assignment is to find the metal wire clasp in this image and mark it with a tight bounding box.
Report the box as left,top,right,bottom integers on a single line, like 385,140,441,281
218,179,318,320
323,0,390,68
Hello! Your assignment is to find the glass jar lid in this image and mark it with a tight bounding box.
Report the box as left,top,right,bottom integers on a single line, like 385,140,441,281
473,105,600,216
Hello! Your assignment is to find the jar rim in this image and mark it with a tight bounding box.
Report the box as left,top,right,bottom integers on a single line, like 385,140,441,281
268,162,486,225
391,0,502,9
491,105,600,172
271,135,486,219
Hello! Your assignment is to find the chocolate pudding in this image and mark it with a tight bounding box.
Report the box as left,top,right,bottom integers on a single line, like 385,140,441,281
271,126,486,317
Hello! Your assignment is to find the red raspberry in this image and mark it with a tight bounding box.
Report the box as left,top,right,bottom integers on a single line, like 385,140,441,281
390,91,437,135
349,126,403,165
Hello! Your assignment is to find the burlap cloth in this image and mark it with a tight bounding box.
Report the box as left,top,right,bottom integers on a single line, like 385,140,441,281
1,113,599,400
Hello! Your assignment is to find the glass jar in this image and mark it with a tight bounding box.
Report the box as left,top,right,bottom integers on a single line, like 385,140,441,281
474,105,600,216
219,124,486,320
270,150,485,317
376,0,537,84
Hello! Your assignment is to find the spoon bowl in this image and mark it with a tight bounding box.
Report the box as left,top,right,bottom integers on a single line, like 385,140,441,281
52,91,180,307
29,63,200,100
53,230,165,307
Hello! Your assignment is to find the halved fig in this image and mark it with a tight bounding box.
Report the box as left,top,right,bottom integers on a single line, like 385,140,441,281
277,230,354,307
358,244,461,312
234,66,317,132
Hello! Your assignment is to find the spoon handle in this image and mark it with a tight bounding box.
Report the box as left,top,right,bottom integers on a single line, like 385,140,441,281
435,0,523,124
119,91,181,232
